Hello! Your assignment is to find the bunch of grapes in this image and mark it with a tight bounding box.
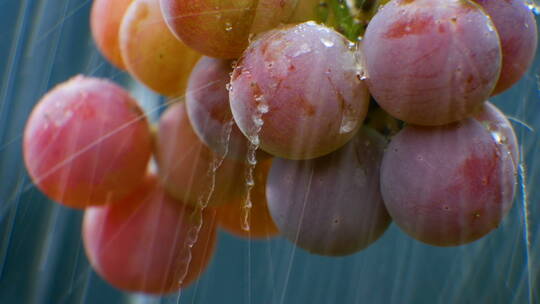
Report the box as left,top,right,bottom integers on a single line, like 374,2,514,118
22,0,537,296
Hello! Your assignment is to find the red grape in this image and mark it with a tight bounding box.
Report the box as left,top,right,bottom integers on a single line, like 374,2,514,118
474,101,519,168
23,76,152,208
155,102,247,206
363,0,502,125
230,22,370,160
186,56,269,162
83,175,217,294
380,117,516,246
474,0,538,95
266,127,391,256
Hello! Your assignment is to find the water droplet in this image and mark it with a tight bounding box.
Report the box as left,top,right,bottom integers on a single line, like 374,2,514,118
486,22,495,32
292,43,311,57
224,22,233,32
490,130,507,145
253,116,264,127
357,71,368,81
320,38,334,47
339,107,359,134
251,135,261,146
257,103,269,114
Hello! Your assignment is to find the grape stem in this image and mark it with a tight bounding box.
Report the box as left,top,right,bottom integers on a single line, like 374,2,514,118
320,0,380,41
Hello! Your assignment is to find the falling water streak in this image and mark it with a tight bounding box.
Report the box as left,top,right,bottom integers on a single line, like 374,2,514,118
246,231,252,304
507,116,535,133
278,166,315,304
175,119,233,304
241,91,268,231
241,144,257,232
518,162,534,304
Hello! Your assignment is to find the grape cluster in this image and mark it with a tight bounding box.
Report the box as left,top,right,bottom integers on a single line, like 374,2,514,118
22,0,537,296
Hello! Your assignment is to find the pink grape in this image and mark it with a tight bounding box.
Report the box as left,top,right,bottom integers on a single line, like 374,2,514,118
155,102,247,206
266,127,391,256
83,175,218,294
380,117,516,246
23,76,152,208
186,56,269,161
474,101,519,168
363,0,502,125
474,0,538,95
230,22,370,160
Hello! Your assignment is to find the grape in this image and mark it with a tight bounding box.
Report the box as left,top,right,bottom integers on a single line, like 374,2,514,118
155,102,247,206
23,76,152,208
474,101,519,168
90,0,133,69
474,0,538,95
186,56,269,162
380,117,516,247
215,159,279,239
119,0,201,97
363,0,502,126
83,175,218,294
229,22,370,160
160,0,297,59
266,127,391,256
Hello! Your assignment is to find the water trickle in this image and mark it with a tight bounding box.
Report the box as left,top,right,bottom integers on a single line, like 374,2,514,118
490,130,508,146
486,22,495,33
240,86,269,231
339,111,358,134
176,119,233,286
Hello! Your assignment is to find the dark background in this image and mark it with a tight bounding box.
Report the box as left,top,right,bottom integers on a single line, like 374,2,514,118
0,1,539,303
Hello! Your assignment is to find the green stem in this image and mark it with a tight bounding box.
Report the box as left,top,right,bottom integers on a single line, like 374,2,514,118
327,0,362,41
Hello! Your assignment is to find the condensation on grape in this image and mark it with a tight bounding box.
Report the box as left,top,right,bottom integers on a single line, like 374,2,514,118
339,106,360,134
292,43,312,57
320,38,334,47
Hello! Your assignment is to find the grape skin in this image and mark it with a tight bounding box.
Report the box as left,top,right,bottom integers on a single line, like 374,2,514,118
363,0,502,126
230,22,370,160
266,127,391,256
474,0,538,95
160,0,297,59
155,102,247,206
119,0,200,97
474,101,519,169
83,175,218,294
23,76,152,208
380,117,516,246
90,0,133,69
186,56,269,162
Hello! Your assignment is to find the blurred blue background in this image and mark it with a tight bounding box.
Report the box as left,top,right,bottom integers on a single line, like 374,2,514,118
0,1,539,303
